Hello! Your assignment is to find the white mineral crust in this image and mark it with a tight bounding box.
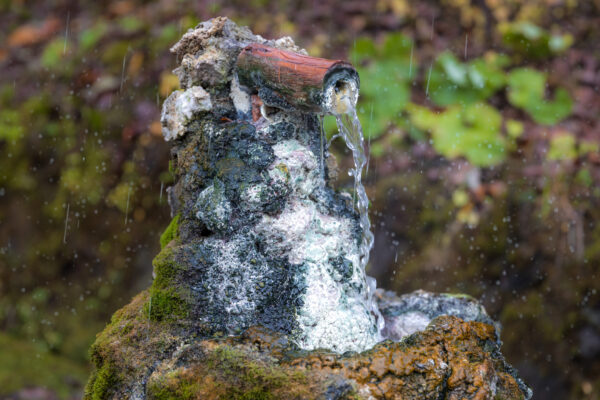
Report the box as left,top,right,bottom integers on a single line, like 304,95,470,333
161,86,212,141
255,138,381,353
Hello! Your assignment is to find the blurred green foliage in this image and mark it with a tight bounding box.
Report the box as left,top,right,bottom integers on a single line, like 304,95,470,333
427,52,507,106
409,103,505,166
0,332,88,397
500,21,574,58
507,68,573,125
332,29,574,166
349,33,414,138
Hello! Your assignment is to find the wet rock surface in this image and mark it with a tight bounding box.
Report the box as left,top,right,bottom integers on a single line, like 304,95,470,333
85,17,531,399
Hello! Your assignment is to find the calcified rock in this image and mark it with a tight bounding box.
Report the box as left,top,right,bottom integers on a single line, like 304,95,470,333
161,86,212,141
377,289,500,341
85,17,532,400
159,15,381,354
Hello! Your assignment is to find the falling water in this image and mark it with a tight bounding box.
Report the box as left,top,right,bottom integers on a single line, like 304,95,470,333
334,111,374,271
325,79,384,333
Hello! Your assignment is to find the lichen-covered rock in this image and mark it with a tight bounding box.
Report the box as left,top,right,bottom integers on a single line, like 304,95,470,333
85,17,531,400
157,16,381,354
194,178,231,232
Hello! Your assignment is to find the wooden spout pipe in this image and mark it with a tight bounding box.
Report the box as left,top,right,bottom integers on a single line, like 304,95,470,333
235,43,359,113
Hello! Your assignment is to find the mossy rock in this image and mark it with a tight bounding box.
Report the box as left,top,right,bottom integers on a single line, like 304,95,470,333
160,214,181,249
85,289,529,400
146,245,191,322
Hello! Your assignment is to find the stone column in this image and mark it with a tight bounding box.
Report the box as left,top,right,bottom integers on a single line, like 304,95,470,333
158,16,380,353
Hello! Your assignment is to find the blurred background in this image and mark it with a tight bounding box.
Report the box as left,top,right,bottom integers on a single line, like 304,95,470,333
0,0,599,398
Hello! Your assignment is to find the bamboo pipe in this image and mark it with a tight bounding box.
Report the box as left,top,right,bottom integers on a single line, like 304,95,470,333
235,43,360,114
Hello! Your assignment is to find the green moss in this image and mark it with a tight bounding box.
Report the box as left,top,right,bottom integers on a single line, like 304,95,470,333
85,363,119,400
84,291,185,399
147,345,313,400
443,292,476,301
208,345,308,399
147,373,202,400
160,214,181,249
147,287,189,322
144,247,190,322
152,247,183,289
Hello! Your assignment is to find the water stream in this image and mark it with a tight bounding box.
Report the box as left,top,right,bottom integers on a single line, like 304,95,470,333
334,110,374,272
325,79,384,333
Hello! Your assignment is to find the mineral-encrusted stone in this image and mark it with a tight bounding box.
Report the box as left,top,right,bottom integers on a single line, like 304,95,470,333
378,289,500,341
194,178,231,232
158,16,381,354
170,16,305,91
161,86,212,141
85,17,532,400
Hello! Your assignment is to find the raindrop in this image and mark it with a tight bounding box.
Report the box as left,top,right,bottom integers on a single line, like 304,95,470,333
63,203,70,244
124,186,131,225
426,64,433,97
63,11,70,54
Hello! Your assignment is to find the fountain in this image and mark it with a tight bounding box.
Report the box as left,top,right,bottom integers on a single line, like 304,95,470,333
85,17,531,400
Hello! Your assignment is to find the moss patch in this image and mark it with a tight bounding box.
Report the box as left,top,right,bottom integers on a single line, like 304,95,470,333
160,214,181,249
147,246,190,322
84,290,184,400
152,247,183,289
85,362,119,400
147,287,189,322
147,344,314,400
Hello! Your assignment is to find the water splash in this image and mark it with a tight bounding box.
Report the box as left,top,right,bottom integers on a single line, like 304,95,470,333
324,79,384,333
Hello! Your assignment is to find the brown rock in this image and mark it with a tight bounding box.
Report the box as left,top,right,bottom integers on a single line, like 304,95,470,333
84,291,530,400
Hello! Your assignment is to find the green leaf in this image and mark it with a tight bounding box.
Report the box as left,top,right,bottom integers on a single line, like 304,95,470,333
507,68,572,125
118,15,144,33
439,53,467,85
547,133,577,161
408,102,506,166
576,169,593,187
41,39,67,70
506,119,524,138
548,34,574,53
79,22,108,51
0,110,23,141
427,52,506,106
500,21,573,58
579,140,599,156
351,37,377,64
381,32,413,59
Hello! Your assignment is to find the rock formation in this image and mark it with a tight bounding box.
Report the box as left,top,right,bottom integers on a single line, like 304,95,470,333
85,17,532,400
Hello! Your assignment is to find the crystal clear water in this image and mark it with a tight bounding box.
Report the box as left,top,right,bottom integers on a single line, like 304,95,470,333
326,79,384,333
334,111,374,271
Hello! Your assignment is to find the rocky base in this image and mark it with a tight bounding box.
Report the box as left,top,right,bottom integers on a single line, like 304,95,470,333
85,289,531,400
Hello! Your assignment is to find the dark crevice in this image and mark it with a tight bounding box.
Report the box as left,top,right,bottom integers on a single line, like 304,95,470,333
436,340,451,400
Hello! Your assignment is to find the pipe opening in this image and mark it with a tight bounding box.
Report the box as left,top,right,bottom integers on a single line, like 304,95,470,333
324,76,359,116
